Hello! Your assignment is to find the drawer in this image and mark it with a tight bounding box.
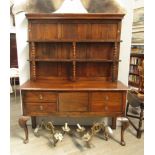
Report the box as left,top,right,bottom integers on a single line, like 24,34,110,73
92,92,122,104
91,92,122,112
24,103,57,115
23,91,57,103
59,92,89,112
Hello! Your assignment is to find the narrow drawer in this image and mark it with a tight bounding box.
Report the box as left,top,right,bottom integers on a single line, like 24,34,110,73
59,92,89,112
92,92,122,104
23,91,57,103
24,103,57,115
91,92,122,112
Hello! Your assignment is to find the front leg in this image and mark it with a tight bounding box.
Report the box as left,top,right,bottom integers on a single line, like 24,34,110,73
18,116,30,144
121,120,129,146
111,117,116,129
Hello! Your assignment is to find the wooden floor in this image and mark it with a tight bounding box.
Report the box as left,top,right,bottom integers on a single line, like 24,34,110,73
10,92,144,155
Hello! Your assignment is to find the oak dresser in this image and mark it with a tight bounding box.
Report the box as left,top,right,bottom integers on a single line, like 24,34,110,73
19,13,129,145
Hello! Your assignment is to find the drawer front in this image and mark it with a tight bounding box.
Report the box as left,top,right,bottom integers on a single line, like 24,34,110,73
91,92,122,112
59,92,89,112
23,91,57,103
24,103,57,115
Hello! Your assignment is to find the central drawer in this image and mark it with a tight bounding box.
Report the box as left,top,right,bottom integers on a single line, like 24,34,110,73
59,92,89,112
23,91,57,103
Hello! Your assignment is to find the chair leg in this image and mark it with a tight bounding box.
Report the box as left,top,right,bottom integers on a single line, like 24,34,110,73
121,120,129,146
13,77,17,103
126,102,129,116
137,105,144,138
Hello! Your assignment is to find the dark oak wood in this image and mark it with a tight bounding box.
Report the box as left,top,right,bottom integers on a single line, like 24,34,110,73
25,13,125,20
21,80,128,91
111,117,117,129
31,116,37,129
19,13,129,145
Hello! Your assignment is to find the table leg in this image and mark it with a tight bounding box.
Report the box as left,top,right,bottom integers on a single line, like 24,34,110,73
121,121,129,146
126,102,129,116
31,116,37,129
111,117,116,129
18,116,30,144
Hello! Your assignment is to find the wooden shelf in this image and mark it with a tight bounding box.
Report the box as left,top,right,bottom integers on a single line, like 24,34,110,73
27,40,122,43
130,64,138,66
129,72,139,76
130,53,144,58
28,59,71,62
131,43,144,46
28,59,120,63
129,81,139,87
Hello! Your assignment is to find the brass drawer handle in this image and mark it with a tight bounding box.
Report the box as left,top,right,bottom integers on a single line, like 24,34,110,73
40,106,43,111
105,96,109,100
39,94,43,100
105,106,108,111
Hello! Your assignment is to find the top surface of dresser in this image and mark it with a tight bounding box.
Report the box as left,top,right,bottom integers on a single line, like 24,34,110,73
21,80,128,91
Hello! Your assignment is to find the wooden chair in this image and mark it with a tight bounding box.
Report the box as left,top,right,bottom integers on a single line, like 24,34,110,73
126,90,144,138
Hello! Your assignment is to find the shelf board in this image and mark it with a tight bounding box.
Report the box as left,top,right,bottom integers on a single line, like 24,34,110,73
27,40,122,43
130,53,144,57
130,64,138,66
131,43,144,46
28,59,120,62
76,59,114,62
129,72,139,76
29,59,71,62
129,81,139,87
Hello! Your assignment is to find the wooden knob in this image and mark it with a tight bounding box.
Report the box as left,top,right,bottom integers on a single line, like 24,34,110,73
40,106,43,111
39,94,43,100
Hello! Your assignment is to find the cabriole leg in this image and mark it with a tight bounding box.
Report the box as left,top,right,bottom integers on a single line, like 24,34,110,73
18,116,30,144
121,120,129,146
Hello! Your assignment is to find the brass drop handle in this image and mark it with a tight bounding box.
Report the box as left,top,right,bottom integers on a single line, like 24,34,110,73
40,106,43,111
105,96,109,100
39,94,43,100
105,106,108,111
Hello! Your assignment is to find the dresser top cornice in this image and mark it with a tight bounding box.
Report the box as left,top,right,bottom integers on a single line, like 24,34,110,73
25,13,125,20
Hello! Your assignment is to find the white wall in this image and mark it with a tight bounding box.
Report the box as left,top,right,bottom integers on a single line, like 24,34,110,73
15,12,30,85
118,0,134,85
15,0,133,125
134,0,144,9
